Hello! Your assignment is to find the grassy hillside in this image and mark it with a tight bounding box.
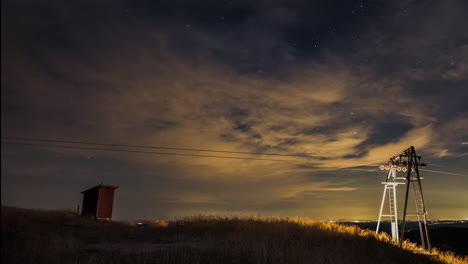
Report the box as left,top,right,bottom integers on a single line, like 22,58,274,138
2,206,466,264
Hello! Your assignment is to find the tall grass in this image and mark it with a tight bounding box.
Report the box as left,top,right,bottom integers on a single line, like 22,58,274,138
2,206,467,264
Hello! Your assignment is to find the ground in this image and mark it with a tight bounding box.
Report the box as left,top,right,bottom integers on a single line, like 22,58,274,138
2,206,466,264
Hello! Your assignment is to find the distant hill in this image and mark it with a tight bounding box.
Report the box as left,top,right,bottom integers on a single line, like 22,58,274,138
1,206,466,264
405,227,468,257
340,221,468,256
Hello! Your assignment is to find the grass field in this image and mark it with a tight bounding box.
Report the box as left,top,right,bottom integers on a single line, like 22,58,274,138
2,206,467,264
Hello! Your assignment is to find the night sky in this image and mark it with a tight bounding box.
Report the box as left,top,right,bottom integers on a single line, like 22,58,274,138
2,0,467,220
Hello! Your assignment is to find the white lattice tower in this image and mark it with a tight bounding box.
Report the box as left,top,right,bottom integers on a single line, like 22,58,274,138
376,166,405,242
376,146,431,251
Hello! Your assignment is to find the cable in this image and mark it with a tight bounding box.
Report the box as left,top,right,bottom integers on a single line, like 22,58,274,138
2,138,466,176
0,140,382,166
0,141,391,169
426,163,468,170
426,163,451,168
1,141,294,162
419,169,467,177
1,136,322,159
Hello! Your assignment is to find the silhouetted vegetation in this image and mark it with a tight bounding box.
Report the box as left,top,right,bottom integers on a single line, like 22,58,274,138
2,206,466,264
405,228,468,256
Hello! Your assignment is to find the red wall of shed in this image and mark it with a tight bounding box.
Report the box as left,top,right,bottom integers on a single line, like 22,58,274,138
96,187,115,219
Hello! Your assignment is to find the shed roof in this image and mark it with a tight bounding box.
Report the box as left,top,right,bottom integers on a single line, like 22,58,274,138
81,184,119,194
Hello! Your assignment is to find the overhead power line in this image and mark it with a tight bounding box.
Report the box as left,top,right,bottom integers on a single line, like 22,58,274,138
419,168,466,177
3,141,385,168
2,137,465,176
1,141,293,162
425,163,468,170
1,136,321,159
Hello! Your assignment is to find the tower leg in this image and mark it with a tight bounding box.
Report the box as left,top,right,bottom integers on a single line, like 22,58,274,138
376,185,388,233
400,165,412,248
392,185,399,241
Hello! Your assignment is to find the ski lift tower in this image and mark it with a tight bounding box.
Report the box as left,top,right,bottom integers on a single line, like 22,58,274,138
376,164,405,242
376,146,431,250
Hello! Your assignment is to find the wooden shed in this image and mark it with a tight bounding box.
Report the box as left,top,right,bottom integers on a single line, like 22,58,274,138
81,184,118,220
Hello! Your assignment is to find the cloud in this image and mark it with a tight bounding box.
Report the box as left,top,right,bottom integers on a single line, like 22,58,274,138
2,0,467,219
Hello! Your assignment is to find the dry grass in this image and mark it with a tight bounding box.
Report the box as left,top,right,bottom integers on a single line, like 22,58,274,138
2,206,467,264
142,219,169,227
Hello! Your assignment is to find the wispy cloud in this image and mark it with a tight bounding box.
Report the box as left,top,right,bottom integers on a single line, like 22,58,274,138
2,0,467,219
